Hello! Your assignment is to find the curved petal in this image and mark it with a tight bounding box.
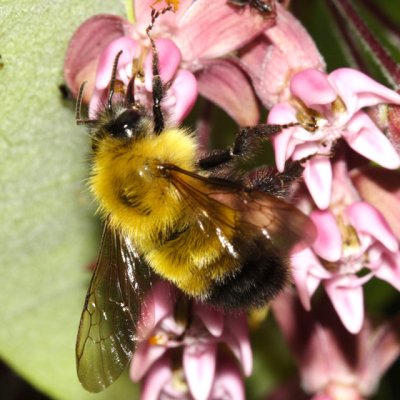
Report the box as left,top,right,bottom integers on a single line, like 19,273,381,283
192,302,224,337
291,247,327,310
167,69,198,122
175,0,274,61
344,111,400,169
303,156,332,210
351,167,400,241
291,141,321,160
95,36,138,90
328,68,400,116
64,15,134,96
324,277,365,334
373,251,400,291
346,202,398,252
290,69,336,108
269,103,298,171
241,4,325,108
183,342,217,400
88,88,109,119
358,315,400,394
130,340,167,382
140,354,172,400
197,59,259,126
311,210,342,261
223,314,253,376
144,39,182,90
209,355,245,400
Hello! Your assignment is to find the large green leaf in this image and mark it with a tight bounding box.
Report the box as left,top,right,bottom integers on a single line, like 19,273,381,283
0,0,138,398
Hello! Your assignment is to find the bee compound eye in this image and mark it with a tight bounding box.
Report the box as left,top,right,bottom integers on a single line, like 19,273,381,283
107,109,142,139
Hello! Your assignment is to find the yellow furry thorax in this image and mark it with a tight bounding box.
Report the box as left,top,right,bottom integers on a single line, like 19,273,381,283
88,124,239,297
90,126,197,233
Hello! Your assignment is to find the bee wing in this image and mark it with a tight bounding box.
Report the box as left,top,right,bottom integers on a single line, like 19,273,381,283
163,164,315,251
76,221,153,393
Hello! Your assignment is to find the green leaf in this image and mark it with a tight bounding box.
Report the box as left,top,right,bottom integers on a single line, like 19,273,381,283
0,0,138,398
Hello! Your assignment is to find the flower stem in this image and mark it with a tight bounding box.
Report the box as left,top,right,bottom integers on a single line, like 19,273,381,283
329,0,400,87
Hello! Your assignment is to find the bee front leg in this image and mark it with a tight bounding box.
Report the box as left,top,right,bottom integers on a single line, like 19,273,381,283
197,123,287,171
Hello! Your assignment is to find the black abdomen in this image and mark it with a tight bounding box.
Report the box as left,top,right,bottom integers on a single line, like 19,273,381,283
207,242,289,309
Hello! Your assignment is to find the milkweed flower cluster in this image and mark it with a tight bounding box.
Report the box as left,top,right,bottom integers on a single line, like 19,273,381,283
268,67,400,334
132,281,251,400
65,0,400,398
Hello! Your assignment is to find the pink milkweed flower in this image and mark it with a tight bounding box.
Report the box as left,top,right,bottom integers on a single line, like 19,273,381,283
272,290,400,400
130,281,252,400
291,159,400,334
140,352,245,400
89,35,197,123
268,68,400,209
64,0,276,126
238,3,325,108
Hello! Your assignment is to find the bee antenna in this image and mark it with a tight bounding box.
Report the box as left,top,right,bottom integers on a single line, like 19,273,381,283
126,74,136,106
107,50,123,111
146,5,173,134
75,81,97,126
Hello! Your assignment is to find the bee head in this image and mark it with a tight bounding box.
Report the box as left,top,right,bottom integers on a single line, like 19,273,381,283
101,105,152,141
105,108,142,139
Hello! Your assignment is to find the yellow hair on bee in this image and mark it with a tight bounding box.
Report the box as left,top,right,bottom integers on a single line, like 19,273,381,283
90,125,239,296
91,127,195,236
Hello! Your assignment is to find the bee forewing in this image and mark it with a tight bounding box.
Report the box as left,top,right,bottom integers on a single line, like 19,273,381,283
209,190,316,252
76,223,153,392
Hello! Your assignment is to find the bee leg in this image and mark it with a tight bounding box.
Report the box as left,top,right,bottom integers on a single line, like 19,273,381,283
198,123,291,170
244,162,304,198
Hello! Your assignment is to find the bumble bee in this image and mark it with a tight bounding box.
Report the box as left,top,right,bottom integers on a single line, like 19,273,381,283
74,5,314,393
228,0,275,16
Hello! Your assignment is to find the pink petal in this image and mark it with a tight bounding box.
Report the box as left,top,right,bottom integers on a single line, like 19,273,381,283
291,247,327,310
64,15,133,96
144,39,182,90
183,342,217,400
328,68,400,116
140,354,172,400
358,315,400,394
373,251,400,291
324,385,363,400
344,111,400,169
175,0,274,61
310,210,342,261
290,69,337,108
209,355,245,400
273,290,360,392
223,314,253,376
240,4,325,108
197,59,259,126
303,156,332,209
88,88,108,119
130,340,167,382
95,36,138,90
152,282,176,326
291,141,321,161
192,302,224,337
351,167,400,241
346,201,398,252
168,69,198,122
324,277,365,334
269,103,298,171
